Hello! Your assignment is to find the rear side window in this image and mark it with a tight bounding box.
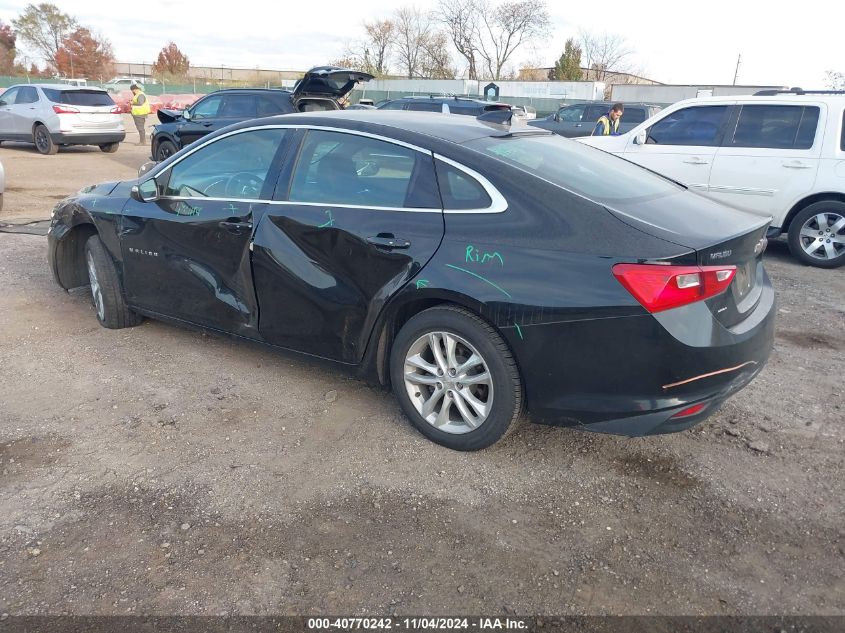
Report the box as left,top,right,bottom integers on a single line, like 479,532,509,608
449,103,482,116
219,95,257,118
42,89,115,106
17,86,39,104
730,105,820,149
257,97,284,116
842,111,845,151
408,101,443,112
435,160,492,210
646,105,729,146
289,130,439,208
379,101,407,110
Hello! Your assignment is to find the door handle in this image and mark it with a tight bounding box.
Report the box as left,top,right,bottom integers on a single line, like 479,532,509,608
202,122,214,127
367,235,411,249
219,219,252,233
682,158,709,165
574,123,582,127
782,161,812,169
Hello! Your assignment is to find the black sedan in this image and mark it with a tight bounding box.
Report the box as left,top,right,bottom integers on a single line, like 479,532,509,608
151,66,373,161
48,111,775,451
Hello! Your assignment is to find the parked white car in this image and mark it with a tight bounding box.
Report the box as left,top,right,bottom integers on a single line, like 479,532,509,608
0,84,125,154
103,78,144,93
578,91,845,268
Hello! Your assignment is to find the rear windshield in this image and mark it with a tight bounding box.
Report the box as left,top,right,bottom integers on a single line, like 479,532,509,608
464,134,682,203
42,89,115,106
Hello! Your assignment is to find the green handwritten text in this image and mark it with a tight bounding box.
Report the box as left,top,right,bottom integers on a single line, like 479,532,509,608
465,244,503,266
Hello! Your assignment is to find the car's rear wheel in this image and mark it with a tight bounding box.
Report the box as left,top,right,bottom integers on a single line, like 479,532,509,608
84,235,143,329
390,305,523,451
154,139,177,162
33,124,58,155
787,200,845,268
99,142,119,153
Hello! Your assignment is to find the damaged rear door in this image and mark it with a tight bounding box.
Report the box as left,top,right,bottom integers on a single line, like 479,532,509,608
252,128,444,363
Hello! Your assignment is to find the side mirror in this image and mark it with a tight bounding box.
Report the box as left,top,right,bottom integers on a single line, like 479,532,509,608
182,109,192,121
633,130,648,145
553,112,559,121
131,178,159,203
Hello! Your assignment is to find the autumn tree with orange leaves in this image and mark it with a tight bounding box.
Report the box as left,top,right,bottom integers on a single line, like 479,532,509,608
54,27,114,79
153,42,190,78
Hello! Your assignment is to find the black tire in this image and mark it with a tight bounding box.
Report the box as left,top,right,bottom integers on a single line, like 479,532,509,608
154,139,178,162
33,124,58,155
84,235,143,329
389,305,523,451
99,142,119,153
787,200,845,268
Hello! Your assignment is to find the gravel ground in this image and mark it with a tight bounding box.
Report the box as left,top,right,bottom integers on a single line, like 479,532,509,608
0,133,843,616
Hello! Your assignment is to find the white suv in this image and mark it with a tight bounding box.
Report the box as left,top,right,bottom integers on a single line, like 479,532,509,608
578,90,845,268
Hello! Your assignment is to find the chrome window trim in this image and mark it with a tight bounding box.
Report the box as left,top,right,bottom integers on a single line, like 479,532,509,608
151,124,507,214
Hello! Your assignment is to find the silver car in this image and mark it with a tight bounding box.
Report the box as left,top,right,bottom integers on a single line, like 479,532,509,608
0,84,125,155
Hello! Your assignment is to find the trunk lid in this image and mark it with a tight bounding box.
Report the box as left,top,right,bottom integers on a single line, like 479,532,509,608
605,190,770,327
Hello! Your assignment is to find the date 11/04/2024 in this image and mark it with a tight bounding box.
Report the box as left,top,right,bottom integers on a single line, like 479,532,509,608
307,617,528,630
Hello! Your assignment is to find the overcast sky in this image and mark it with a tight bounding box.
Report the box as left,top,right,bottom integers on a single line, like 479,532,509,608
0,0,839,88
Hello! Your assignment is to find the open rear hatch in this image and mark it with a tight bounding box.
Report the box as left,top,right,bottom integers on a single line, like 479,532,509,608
293,66,374,100
606,191,771,328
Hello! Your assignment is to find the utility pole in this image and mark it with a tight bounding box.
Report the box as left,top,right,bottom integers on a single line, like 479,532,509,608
732,54,741,86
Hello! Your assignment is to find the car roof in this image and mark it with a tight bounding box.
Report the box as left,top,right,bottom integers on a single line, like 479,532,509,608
201,88,292,95
7,84,108,92
392,95,510,106
669,94,845,106
235,110,553,145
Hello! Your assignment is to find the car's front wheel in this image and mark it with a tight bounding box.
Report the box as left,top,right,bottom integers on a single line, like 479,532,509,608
33,124,58,155
787,200,845,268
154,139,177,162
84,235,143,329
390,305,523,451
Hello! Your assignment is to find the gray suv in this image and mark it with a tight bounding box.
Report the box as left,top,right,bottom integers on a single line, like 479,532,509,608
0,84,125,154
530,101,662,137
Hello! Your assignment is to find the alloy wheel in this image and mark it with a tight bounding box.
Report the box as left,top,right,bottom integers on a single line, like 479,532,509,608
798,211,845,261
403,332,494,434
35,127,50,153
86,251,105,321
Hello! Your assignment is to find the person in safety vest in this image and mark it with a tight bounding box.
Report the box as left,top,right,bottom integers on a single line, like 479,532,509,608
130,83,151,145
592,102,624,136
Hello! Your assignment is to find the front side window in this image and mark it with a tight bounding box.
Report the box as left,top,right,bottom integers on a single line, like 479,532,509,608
730,105,820,149
0,87,20,104
163,128,287,199
646,105,729,146
557,105,585,122
289,130,438,208
191,95,223,119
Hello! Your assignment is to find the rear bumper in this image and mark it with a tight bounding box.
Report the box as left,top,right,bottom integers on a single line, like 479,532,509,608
522,270,776,436
51,132,126,145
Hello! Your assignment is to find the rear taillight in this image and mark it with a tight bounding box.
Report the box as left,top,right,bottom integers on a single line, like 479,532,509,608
110,106,120,114
612,263,737,313
52,104,80,114
671,402,709,419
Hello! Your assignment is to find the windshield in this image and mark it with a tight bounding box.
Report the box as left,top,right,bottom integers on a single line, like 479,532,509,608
42,89,115,107
464,134,682,203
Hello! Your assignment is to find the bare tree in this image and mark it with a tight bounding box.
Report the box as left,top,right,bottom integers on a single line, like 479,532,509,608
437,0,481,80
475,0,550,80
363,19,394,77
578,29,633,81
12,3,77,71
420,30,457,79
826,70,844,90
392,6,435,79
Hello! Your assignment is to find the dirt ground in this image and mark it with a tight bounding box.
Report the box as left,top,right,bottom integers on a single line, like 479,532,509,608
0,122,843,617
